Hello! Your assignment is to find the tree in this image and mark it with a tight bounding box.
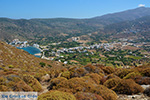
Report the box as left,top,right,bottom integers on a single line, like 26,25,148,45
39,62,46,67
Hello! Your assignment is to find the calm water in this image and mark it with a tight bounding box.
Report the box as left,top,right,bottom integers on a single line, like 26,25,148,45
17,46,41,57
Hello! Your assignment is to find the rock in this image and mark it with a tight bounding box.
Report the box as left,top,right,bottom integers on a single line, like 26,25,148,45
144,87,150,97
118,94,150,100
141,85,150,90
40,74,50,83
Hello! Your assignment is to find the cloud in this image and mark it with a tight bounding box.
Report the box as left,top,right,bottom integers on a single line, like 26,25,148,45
138,4,145,7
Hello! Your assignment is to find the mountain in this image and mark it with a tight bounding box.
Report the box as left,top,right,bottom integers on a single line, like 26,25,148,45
0,7,150,43
0,18,97,43
103,15,150,39
90,7,150,25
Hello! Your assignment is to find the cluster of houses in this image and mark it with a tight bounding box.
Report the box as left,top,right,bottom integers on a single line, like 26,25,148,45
43,41,145,62
9,39,41,49
9,39,29,48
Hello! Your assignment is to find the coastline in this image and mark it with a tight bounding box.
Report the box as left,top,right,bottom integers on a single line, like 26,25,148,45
34,53,42,56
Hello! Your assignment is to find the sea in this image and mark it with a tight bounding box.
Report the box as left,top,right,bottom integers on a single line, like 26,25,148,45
17,46,41,57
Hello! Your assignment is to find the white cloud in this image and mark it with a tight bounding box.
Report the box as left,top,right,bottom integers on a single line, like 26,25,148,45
138,4,145,7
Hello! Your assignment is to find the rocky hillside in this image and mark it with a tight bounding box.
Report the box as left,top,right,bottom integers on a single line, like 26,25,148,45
0,41,66,92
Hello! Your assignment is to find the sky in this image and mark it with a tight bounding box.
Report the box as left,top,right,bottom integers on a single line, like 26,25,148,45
0,0,150,19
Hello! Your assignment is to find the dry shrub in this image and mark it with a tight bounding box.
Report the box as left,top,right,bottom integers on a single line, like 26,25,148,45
75,92,104,100
104,78,121,89
100,77,107,85
5,75,33,92
55,77,96,93
54,77,118,100
13,80,33,91
114,68,132,78
93,85,118,100
113,79,144,95
61,71,71,79
38,90,76,100
0,85,12,91
101,67,115,74
106,74,120,80
94,67,105,75
22,74,42,92
69,67,87,77
0,77,6,85
141,68,150,77
133,76,150,85
123,72,142,79
48,77,67,90
85,73,102,84
84,64,96,72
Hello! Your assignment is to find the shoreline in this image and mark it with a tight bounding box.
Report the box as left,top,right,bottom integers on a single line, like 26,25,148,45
34,53,42,56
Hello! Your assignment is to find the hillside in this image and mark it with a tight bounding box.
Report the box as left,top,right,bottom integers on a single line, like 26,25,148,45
0,7,150,44
0,41,150,100
0,41,67,92
103,15,150,40
90,7,150,25
0,18,97,43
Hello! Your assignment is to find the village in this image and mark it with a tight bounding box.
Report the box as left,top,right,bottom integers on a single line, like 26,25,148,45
40,38,150,67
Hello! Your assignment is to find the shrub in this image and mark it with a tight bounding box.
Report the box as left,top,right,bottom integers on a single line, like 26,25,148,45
104,78,121,89
55,77,94,93
13,80,33,91
106,74,120,80
69,67,87,77
0,77,6,85
123,72,142,79
39,62,46,67
54,77,118,100
22,74,42,92
61,71,71,79
100,76,107,85
8,65,14,68
93,85,118,100
140,77,150,85
94,67,104,75
75,92,104,100
141,68,150,77
6,75,22,82
38,90,76,100
85,73,102,84
0,85,12,91
48,77,67,90
113,79,144,95
114,68,132,78
101,67,115,74
134,76,150,85
48,64,52,68
84,64,96,72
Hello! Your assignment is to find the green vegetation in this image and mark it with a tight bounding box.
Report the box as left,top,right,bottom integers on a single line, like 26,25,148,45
51,48,148,67
39,62,46,67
